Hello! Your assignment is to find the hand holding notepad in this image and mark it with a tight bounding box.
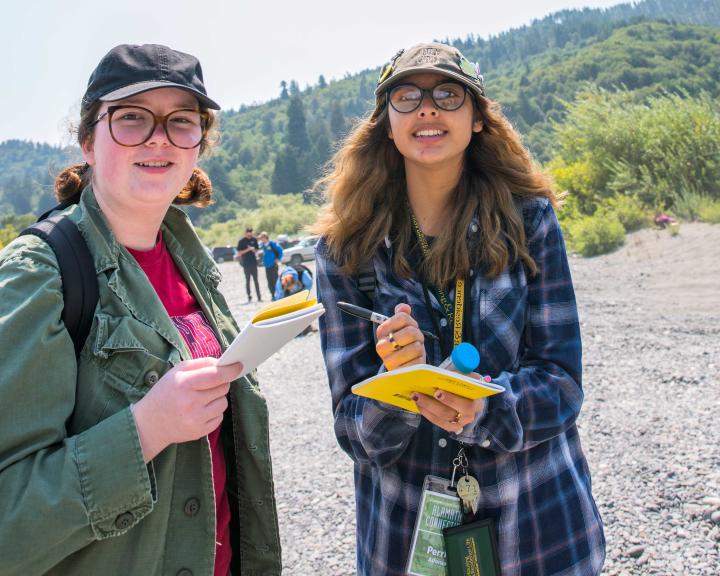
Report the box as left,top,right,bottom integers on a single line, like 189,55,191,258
218,290,324,376
351,365,504,413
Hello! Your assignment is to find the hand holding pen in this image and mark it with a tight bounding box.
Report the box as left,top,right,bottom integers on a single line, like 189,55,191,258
338,301,491,432
337,302,439,341
338,301,431,371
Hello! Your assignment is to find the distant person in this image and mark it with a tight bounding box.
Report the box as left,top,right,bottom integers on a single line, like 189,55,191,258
654,214,676,228
275,265,315,335
312,42,605,575
258,231,283,299
236,226,262,302
274,264,313,300
0,43,280,575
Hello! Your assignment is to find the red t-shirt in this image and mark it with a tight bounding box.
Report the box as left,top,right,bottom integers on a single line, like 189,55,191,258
128,235,231,576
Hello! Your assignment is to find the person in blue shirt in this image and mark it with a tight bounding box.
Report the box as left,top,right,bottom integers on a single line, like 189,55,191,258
274,265,312,301
311,42,605,576
258,231,283,299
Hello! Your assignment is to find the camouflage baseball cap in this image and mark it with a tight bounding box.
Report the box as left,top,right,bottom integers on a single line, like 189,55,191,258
375,42,485,103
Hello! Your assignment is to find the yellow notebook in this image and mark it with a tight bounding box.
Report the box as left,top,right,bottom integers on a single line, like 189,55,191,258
251,290,317,323
352,365,504,413
218,290,324,375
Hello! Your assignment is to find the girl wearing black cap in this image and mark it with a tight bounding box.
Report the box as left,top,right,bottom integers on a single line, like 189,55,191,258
312,42,604,575
0,44,281,575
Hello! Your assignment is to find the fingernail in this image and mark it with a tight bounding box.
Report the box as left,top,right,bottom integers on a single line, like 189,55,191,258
434,391,444,400
484,376,492,382
411,393,419,402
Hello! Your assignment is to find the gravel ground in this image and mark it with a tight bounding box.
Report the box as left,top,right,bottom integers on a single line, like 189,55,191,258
218,223,720,575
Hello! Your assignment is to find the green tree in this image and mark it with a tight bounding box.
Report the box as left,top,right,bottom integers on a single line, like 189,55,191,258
330,101,347,141
271,147,300,195
286,96,309,150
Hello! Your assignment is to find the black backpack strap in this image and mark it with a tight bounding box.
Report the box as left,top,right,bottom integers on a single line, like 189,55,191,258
356,258,376,304
19,214,98,358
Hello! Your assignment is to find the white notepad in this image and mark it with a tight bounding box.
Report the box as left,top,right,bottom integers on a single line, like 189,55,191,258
218,291,325,377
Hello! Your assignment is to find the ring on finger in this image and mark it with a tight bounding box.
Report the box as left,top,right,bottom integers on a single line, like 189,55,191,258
449,411,462,424
387,331,401,351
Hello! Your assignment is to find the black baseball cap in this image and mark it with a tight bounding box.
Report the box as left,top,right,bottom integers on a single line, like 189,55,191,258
82,44,220,112
375,42,485,102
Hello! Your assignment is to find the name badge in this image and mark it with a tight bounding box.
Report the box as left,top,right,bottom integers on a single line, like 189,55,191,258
406,475,463,576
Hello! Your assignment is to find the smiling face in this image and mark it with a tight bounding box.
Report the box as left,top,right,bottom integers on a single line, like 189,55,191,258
82,87,201,215
387,72,483,172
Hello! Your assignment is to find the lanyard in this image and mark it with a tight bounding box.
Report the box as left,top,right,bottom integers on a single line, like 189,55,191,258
410,211,465,348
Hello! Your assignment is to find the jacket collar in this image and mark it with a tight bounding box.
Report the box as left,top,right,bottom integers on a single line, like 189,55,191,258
71,187,222,358
73,186,220,287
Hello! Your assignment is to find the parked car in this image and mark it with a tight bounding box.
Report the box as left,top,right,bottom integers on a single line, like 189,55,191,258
275,234,299,249
281,235,320,265
212,245,236,263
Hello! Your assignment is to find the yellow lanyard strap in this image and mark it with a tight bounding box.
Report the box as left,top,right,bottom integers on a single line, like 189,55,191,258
410,210,465,347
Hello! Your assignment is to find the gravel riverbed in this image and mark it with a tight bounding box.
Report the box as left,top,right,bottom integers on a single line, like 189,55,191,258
218,223,720,575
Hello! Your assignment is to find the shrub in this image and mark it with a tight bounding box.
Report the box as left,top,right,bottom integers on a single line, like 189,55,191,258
566,214,625,257
0,225,19,251
194,193,319,246
671,190,707,221
601,195,650,232
697,198,720,223
550,88,720,213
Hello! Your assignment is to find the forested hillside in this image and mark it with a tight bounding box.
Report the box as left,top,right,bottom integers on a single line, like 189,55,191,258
1,0,718,230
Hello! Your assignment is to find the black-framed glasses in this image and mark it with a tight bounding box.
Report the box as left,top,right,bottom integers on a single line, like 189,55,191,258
91,105,209,149
388,81,468,113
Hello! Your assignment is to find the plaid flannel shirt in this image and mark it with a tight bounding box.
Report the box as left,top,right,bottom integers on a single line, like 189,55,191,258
316,197,605,576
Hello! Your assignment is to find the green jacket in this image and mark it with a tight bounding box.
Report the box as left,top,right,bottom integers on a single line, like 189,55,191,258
0,189,281,576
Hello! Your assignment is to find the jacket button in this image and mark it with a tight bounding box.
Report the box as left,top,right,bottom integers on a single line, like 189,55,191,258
144,370,160,386
114,512,134,530
177,570,193,576
184,497,200,517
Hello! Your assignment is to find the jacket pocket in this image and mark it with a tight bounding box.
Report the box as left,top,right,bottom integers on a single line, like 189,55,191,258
474,286,528,372
92,315,173,402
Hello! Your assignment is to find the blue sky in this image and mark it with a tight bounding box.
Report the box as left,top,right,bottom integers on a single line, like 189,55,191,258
5,0,623,144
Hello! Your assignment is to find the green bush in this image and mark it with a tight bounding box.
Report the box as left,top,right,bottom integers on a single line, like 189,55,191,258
0,225,19,250
195,193,319,246
566,214,625,257
550,87,720,213
697,197,720,223
600,195,650,232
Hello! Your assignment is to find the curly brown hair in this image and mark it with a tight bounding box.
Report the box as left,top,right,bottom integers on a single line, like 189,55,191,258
310,93,558,286
54,99,218,207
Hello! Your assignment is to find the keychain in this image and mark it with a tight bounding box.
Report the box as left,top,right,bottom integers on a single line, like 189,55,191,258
449,446,481,517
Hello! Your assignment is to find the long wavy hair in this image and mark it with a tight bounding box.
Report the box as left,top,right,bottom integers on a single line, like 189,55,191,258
54,99,219,207
310,91,558,287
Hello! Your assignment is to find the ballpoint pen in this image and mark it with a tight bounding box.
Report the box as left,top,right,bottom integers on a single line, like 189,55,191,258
337,301,439,341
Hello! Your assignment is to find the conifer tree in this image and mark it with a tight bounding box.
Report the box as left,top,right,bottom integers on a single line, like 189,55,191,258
271,147,300,195
330,102,347,141
287,96,310,150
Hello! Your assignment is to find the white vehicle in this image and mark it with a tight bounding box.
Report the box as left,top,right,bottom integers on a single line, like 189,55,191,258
281,235,320,265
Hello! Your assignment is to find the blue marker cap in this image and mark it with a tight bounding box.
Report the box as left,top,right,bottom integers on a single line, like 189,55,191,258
450,342,480,374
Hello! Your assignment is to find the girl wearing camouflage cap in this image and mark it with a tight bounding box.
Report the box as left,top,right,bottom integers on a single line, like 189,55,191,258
0,44,280,575
312,42,604,575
